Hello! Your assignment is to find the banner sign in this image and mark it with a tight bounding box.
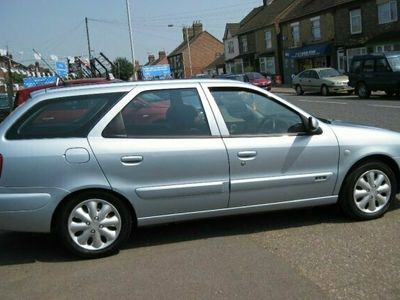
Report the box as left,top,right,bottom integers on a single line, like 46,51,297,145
55,61,68,78
141,64,171,80
23,76,57,88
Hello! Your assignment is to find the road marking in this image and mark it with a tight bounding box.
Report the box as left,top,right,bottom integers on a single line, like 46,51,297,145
368,104,400,109
298,99,348,105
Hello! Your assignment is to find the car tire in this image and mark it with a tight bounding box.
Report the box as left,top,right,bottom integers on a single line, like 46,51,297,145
321,85,329,96
357,82,370,99
295,85,304,95
339,161,397,220
385,90,394,97
57,191,132,258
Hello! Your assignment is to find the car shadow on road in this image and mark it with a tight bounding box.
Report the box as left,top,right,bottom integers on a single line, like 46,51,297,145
1,200,399,265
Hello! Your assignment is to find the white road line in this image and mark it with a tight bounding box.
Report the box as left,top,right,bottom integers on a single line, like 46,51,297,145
298,99,348,105
368,104,400,109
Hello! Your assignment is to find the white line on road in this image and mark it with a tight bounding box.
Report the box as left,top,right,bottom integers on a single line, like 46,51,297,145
298,99,348,105
367,104,400,109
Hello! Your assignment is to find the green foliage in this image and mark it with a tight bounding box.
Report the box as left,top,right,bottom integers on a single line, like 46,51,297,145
112,57,133,81
10,72,25,84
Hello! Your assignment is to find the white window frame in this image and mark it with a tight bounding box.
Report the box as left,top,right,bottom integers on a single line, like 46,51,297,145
241,36,248,53
259,57,276,75
350,8,362,34
290,22,300,47
310,16,321,41
378,0,398,24
228,40,234,54
264,31,272,49
375,44,394,52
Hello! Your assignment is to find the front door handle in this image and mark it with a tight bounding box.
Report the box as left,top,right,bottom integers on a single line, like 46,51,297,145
121,155,143,165
237,151,257,160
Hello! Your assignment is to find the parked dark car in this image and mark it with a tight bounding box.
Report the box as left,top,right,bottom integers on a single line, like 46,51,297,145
13,78,122,109
348,52,400,99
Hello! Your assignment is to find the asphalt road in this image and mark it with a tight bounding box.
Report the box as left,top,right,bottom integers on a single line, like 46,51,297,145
1,93,399,299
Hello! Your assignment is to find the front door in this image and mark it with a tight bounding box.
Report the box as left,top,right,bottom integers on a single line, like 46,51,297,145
204,85,339,207
88,84,229,219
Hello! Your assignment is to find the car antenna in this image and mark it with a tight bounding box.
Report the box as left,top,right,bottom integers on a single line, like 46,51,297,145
32,49,66,86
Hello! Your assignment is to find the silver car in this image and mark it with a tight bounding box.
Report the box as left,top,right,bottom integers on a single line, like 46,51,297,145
0,80,399,258
292,68,354,96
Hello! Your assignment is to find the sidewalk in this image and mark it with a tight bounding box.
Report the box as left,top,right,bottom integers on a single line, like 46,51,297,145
271,84,295,95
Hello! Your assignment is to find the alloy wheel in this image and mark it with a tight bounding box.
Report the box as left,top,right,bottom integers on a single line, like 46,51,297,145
353,170,391,214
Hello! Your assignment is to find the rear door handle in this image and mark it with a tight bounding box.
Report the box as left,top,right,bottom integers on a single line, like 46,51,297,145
237,151,257,160
121,155,143,165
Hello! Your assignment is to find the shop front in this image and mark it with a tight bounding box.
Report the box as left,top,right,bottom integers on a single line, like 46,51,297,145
283,42,333,83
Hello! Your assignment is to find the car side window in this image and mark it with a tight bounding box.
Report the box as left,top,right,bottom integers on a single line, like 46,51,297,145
299,71,309,78
6,92,124,139
350,60,362,73
210,88,305,136
362,59,375,72
375,58,391,72
103,88,211,137
309,71,319,79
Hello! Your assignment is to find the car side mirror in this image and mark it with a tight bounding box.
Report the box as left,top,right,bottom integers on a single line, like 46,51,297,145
307,116,321,135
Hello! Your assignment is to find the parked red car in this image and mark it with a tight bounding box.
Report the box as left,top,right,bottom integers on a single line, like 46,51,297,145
13,78,121,109
225,72,272,91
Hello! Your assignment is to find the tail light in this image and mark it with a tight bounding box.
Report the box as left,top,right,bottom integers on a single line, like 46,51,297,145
0,154,3,178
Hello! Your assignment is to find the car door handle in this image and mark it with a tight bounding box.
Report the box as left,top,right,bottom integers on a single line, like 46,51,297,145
237,151,257,160
121,155,143,165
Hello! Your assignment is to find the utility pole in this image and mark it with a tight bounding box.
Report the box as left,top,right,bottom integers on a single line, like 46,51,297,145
6,51,14,110
185,26,193,78
126,0,137,80
85,17,94,77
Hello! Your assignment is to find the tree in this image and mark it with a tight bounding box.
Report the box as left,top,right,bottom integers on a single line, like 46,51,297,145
112,57,133,81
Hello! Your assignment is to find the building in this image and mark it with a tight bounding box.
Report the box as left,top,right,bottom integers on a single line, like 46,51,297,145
145,50,169,66
279,0,356,83
223,23,240,74
203,54,226,76
168,21,224,78
334,0,400,72
235,0,297,77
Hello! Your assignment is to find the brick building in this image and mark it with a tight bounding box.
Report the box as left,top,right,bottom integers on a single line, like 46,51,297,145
334,0,400,72
168,22,224,78
145,50,169,66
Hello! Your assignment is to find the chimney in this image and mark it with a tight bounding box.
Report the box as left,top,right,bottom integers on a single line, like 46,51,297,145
158,50,166,60
263,0,274,5
148,54,155,64
182,21,203,41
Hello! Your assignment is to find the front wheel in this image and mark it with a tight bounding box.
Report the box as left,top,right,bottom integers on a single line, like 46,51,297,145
357,82,371,99
339,161,397,220
321,85,329,96
57,191,132,258
295,85,304,95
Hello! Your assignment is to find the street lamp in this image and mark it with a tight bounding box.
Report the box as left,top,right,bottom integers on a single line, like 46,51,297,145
126,0,137,80
168,24,193,78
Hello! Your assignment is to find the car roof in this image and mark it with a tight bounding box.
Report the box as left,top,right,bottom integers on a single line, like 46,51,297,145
353,52,400,59
29,79,249,100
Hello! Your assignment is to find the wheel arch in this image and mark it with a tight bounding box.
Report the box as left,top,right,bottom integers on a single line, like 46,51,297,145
340,154,400,194
51,188,138,232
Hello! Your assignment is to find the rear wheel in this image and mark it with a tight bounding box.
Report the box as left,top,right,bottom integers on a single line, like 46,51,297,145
339,161,396,220
357,82,370,99
295,85,304,95
57,191,132,258
321,85,329,96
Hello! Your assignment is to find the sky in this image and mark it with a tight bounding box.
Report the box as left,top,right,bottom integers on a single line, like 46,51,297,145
0,0,262,66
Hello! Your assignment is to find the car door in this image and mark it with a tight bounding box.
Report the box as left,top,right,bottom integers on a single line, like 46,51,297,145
308,70,321,93
374,57,395,92
202,84,339,207
297,70,311,92
88,83,230,220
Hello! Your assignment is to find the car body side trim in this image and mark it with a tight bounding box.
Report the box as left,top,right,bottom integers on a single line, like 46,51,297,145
231,172,334,191
135,181,228,200
0,192,51,211
137,195,338,226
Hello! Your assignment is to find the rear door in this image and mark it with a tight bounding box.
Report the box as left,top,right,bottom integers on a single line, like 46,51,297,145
88,83,230,219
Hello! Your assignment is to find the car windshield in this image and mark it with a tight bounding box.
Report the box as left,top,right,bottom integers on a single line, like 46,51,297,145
318,68,340,78
387,56,400,71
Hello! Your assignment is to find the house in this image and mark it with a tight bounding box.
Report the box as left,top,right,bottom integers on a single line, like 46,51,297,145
223,23,240,74
334,0,400,72
235,0,298,78
167,21,224,78
203,54,226,76
145,50,169,66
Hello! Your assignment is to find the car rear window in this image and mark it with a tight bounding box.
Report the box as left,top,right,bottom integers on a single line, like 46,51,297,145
6,92,125,139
